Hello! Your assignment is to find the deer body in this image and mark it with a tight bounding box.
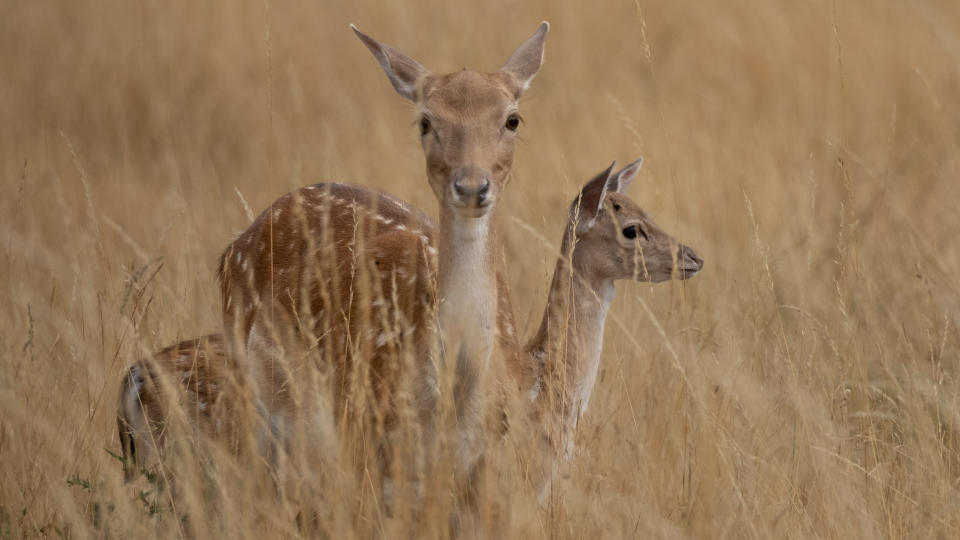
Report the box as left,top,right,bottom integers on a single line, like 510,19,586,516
518,160,703,499
117,334,236,481
216,24,548,475
220,184,437,428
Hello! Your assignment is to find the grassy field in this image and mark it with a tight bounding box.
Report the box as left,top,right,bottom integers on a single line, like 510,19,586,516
2,0,960,537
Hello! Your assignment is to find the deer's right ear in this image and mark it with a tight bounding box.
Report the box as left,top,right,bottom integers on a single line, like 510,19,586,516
351,25,430,102
499,22,549,95
575,161,617,231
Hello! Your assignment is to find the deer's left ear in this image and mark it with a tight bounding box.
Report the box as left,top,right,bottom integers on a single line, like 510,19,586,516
613,157,643,193
499,22,549,96
576,161,617,231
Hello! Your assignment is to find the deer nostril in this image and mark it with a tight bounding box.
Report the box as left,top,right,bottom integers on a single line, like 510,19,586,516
454,180,469,197
687,252,703,269
678,246,703,270
477,180,490,200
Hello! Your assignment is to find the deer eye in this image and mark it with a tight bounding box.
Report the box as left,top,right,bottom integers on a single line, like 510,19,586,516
419,116,431,136
505,113,521,132
622,225,647,241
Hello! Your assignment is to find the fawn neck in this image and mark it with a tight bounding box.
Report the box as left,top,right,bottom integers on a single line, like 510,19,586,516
527,231,614,438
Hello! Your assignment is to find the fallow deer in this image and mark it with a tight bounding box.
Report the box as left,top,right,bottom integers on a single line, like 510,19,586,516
117,334,237,481
514,158,703,499
216,24,549,479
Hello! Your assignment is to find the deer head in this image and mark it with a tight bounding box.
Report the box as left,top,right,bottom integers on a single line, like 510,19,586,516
570,159,704,283
351,23,549,218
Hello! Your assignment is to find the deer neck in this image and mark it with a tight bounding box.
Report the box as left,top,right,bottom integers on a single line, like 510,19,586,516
436,205,499,390
526,233,614,437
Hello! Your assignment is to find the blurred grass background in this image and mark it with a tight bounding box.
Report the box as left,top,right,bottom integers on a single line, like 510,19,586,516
2,0,959,537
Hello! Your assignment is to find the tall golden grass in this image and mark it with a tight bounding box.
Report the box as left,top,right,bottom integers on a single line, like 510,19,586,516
2,0,960,537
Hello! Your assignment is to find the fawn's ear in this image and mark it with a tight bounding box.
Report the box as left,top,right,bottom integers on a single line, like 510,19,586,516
613,157,643,193
575,161,617,231
351,25,430,102
499,22,549,95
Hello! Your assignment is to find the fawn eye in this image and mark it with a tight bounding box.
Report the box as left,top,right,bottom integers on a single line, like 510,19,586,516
419,116,431,136
623,225,647,241
505,114,521,132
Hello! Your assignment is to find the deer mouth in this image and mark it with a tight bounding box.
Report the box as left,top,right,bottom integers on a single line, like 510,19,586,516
451,197,494,217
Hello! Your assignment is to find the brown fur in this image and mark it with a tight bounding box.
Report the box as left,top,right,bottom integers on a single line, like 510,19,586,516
117,334,240,481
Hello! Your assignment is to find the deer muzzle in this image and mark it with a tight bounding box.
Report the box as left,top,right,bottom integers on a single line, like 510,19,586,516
676,244,704,278
449,167,493,214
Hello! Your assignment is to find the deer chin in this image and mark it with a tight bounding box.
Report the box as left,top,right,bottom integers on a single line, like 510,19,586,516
642,270,678,283
667,264,702,281
448,199,494,219
632,260,702,283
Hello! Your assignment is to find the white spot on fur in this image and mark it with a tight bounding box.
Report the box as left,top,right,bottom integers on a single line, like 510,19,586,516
528,378,542,402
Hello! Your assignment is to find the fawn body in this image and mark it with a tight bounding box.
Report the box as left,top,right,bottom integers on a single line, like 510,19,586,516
117,334,235,481
518,160,702,498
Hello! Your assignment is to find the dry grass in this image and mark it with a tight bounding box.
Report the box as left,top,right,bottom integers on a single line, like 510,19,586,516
2,0,960,537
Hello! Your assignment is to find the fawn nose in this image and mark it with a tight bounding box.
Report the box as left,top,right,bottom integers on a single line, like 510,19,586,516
677,245,704,274
451,167,492,208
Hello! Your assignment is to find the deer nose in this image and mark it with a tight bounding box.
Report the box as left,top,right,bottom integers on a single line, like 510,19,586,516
451,168,492,207
677,245,704,272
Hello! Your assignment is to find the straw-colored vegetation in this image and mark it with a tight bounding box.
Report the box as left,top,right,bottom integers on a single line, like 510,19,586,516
2,0,959,537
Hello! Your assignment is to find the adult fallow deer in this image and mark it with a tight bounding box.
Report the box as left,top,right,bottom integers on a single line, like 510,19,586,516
217,23,549,480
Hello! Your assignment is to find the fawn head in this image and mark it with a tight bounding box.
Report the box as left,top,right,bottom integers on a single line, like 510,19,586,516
352,23,549,218
570,159,704,283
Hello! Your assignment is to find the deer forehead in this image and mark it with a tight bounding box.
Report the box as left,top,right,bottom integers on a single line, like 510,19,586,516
604,192,652,223
421,71,516,120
